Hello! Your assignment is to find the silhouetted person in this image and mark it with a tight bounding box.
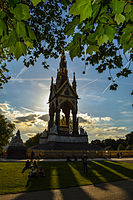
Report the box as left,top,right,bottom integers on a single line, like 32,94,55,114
31,151,35,160
22,160,31,173
117,152,120,159
82,155,88,174
66,156,71,162
33,160,38,169
38,167,45,177
120,152,122,158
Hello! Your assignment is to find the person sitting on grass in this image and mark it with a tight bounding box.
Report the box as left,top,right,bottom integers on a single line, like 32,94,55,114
28,166,37,177
33,160,38,169
22,160,31,173
38,167,45,177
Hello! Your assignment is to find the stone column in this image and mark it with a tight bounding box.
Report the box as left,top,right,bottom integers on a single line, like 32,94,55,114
55,99,60,133
48,105,54,131
72,111,76,135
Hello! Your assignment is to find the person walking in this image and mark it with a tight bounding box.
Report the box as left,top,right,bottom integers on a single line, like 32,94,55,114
82,155,88,174
22,160,31,173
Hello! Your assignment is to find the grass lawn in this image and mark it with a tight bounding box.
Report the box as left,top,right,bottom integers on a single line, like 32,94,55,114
0,160,133,194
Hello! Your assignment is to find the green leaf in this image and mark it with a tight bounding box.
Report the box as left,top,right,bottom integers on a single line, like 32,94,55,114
28,27,37,40
125,6,133,22
69,0,92,22
110,0,125,14
13,4,31,21
0,11,6,19
25,41,33,48
86,45,99,55
66,40,81,60
1,30,17,48
14,41,27,59
115,14,125,25
97,34,109,46
95,24,104,37
65,17,80,37
120,26,133,53
16,21,27,39
124,4,132,14
87,34,97,45
9,0,20,7
0,19,7,36
104,26,116,42
32,0,42,6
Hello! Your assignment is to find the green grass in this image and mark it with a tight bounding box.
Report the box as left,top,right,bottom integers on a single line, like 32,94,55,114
0,160,133,194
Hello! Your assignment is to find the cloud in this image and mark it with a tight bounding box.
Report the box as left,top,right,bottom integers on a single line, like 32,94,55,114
14,114,37,123
24,133,37,138
78,117,88,123
21,107,35,112
38,83,49,90
0,102,129,142
15,66,27,79
77,112,128,141
83,124,128,141
103,126,127,132
101,117,112,122
120,111,133,117
77,79,98,91
0,102,10,114
10,78,51,81
84,94,106,102
78,113,112,124
39,114,49,121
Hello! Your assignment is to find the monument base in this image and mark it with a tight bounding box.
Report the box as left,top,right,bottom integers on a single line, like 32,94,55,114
6,146,27,159
39,134,88,145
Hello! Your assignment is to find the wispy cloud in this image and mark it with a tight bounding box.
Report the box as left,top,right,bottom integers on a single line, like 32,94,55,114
102,60,131,94
21,107,35,112
77,79,98,91
120,111,133,117
10,78,51,81
13,66,28,81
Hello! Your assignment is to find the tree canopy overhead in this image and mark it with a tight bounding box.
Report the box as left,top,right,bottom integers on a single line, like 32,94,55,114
0,0,133,96
65,0,133,92
0,0,70,88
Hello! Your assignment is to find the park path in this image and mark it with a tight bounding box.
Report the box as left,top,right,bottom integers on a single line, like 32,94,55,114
0,179,133,200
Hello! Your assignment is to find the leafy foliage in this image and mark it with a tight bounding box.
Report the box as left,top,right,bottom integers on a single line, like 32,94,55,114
91,132,133,150
24,133,40,148
0,0,70,88
0,114,15,151
0,0,133,95
65,0,133,92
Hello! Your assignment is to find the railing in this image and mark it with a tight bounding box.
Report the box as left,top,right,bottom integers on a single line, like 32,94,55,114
26,150,133,159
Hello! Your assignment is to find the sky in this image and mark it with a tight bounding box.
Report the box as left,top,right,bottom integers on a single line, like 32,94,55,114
0,52,133,142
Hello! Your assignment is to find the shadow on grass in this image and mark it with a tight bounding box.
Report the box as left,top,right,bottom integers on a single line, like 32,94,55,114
68,161,108,191
5,160,133,200
26,161,56,192
58,161,94,200
103,160,133,179
91,160,133,199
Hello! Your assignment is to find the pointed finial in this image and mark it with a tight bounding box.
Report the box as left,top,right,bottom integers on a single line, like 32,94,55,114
60,49,66,63
51,77,53,84
72,72,76,91
73,72,75,80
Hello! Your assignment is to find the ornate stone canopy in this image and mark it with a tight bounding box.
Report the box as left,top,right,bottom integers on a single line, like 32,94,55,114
48,50,79,136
